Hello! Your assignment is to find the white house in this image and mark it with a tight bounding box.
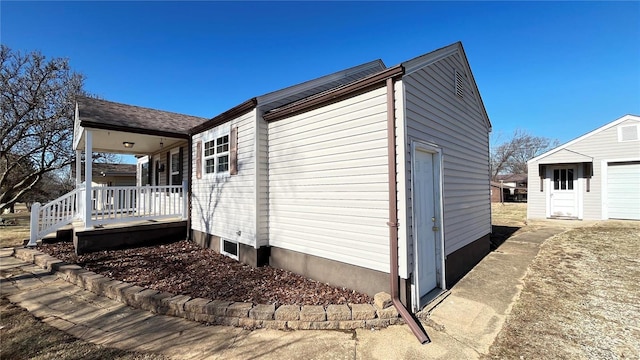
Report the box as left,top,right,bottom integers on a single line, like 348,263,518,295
189,41,492,313
31,42,492,327
527,115,640,220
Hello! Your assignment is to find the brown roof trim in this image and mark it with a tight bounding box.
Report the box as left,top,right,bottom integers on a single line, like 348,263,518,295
190,98,258,134
79,120,190,139
263,65,405,122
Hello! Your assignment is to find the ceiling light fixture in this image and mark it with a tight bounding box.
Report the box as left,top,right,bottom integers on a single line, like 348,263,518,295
123,141,135,149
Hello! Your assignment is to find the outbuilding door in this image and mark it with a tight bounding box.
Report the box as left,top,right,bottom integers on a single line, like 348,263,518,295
413,148,440,308
607,162,640,220
550,166,578,218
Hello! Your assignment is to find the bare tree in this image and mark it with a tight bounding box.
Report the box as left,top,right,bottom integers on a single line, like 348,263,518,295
0,45,84,212
491,129,559,180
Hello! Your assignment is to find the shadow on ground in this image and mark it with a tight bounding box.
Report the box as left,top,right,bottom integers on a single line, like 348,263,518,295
490,225,521,250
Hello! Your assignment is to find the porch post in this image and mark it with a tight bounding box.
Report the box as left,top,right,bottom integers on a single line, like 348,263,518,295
75,149,82,219
84,130,93,229
75,149,82,186
182,180,188,220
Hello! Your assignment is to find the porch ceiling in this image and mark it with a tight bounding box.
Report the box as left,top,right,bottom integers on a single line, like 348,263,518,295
75,128,185,155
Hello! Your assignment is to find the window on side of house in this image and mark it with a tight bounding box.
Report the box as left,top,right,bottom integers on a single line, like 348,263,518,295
204,132,230,175
170,149,180,185
138,155,150,186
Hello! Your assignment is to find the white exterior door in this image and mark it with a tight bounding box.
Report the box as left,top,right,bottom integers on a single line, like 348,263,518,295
607,162,640,220
550,166,578,217
413,149,438,305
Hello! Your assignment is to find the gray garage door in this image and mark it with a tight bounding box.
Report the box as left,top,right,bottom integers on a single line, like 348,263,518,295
607,162,640,220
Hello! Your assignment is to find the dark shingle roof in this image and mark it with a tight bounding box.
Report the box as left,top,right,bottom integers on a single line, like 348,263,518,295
256,60,386,112
77,96,208,136
495,174,528,182
71,163,137,178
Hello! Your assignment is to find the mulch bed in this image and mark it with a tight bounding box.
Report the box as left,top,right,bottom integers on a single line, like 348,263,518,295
38,240,372,307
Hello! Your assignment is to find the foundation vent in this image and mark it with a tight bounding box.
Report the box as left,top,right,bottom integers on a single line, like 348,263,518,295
221,238,239,260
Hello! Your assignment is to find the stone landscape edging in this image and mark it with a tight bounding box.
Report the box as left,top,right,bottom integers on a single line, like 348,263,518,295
11,247,403,331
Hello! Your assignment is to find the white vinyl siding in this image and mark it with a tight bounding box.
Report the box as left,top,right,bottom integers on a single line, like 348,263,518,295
403,52,491,256
146,143,188,186
256,114,269,247
267,86,391,273
191,111,256,246
528,118,640,220
527,164,546,219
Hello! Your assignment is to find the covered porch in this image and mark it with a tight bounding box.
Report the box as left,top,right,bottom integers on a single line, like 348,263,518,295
29,96,208,252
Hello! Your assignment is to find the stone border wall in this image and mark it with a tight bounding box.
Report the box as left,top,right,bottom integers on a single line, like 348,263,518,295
12,248,403,330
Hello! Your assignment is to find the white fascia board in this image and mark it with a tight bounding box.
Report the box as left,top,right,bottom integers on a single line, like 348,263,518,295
72,102,84,150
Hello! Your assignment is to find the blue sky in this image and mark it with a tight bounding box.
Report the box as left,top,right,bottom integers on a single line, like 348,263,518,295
2,1,639,162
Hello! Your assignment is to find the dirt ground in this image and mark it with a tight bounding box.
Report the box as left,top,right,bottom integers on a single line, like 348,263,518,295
485,220,640,359
0,203,31,248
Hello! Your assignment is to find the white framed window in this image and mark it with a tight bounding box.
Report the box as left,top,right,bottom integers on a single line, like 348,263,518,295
203,131,230,175
220,238,238,260
553,168,574,190
170,148,180,185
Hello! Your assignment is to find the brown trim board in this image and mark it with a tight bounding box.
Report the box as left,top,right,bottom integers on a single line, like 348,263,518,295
190,98,257,134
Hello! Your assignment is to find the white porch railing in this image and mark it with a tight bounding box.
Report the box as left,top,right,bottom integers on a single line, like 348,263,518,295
89,183,187,225
29,181,187,246
29,187,82,246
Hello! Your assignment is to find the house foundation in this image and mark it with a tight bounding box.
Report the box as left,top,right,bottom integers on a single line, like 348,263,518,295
444,233,491,287
74,220,187,255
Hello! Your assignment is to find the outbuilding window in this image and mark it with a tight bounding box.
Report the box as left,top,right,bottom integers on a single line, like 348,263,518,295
553,168,574,190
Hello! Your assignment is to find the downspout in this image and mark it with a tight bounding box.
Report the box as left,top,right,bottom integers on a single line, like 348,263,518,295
386,77,430,344
186,137,193,241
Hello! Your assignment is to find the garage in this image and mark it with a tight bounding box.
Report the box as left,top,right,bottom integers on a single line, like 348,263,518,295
607,161,640,220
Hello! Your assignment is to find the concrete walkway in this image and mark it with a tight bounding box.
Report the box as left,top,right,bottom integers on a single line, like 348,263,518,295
0,224,572,359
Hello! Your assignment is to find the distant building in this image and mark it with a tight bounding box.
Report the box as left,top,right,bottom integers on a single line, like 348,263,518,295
495,174,528,202
528,115,639,220
490,181,514,203
71,163,137,187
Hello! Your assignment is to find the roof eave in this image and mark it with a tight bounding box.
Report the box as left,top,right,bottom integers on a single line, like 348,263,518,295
79,120,190,139
256,59,386,106
190,98,258,135
264,65,405,122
